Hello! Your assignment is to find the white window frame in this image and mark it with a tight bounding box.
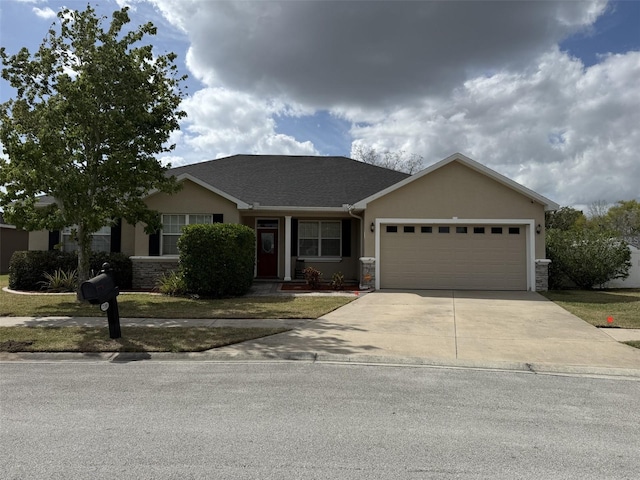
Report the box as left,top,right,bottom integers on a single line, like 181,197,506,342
298,220,341,259
161,214,213,256
61,225,111,253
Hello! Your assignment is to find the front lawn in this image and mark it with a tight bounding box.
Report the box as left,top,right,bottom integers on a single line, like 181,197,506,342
0,275,354,319
541,289,640,329
0,326,288,353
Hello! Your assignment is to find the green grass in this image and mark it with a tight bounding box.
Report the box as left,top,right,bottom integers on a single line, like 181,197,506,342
0,326,288,353
541,289,640,329
0,275,354,319
625,341,640,349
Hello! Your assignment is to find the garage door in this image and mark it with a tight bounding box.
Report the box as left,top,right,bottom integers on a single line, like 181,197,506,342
380,224,527,290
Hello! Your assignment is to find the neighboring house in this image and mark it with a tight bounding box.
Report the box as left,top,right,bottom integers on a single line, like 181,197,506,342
27,153,559,291
0,212,29,274
605,245,640,288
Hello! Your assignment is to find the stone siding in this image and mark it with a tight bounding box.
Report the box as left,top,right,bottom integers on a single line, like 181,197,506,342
535,259,551,292
360,257,376,290
131,257,180,289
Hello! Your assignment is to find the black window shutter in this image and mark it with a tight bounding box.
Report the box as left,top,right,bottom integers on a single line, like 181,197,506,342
212,214,223,223
110,219,122,253
149,231,160,256
48,230,60,250
291,218,298,256
341,219,351,257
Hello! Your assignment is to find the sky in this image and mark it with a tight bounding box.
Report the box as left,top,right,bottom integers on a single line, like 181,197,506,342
1,0,639,211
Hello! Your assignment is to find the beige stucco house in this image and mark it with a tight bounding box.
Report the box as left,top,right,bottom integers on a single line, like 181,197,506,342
29,153,559,290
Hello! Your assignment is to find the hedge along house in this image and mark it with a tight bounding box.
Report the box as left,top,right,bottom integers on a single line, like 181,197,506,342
27,153,559,291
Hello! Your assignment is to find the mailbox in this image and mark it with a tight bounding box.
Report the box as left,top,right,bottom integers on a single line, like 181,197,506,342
81,272,119,304
81,263,121,339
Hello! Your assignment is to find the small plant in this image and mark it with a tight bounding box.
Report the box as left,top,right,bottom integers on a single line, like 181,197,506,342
331,271,345,290
38,269,78,292
303,267,322,290
156,270,187,296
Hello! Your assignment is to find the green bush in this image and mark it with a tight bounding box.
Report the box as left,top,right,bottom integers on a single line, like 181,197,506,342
303,266,322,289
546,229,632,289
177,223,255,297
8,250,132,290
38,269,78,292
155,270,187,296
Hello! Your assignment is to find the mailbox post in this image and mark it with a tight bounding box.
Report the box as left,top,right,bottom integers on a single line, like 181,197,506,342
80,262,121,339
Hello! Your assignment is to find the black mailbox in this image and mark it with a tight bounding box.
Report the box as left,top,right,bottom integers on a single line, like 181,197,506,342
81,263,121,339
81,273,119,304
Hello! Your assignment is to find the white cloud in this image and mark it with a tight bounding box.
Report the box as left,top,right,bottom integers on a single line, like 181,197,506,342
348,49,640,206
32,7,56,19
179,87,317,159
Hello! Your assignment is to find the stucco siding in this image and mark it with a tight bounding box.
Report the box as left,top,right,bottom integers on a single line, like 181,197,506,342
363,161,546,258
28,229,49,251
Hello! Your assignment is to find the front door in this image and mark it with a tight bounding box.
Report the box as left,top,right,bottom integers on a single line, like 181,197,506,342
257,228,278,277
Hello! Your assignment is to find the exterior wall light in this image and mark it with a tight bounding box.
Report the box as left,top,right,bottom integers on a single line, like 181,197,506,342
536,224,542,234
370,222,375,232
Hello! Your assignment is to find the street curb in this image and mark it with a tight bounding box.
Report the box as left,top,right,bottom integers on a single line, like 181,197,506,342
1,350,639,378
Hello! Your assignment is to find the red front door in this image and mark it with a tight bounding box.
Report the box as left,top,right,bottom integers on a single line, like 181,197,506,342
257,229,278,277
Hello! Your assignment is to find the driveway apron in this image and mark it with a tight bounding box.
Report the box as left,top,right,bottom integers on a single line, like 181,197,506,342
217,290,640,370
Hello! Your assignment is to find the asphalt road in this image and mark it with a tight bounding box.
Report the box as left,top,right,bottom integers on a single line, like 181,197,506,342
1,362,639,479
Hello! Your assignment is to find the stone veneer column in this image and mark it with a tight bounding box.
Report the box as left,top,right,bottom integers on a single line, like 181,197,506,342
535,259,551,291
359,257,376,290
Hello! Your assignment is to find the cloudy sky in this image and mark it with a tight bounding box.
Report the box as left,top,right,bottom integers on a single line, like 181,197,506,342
1,0,639,209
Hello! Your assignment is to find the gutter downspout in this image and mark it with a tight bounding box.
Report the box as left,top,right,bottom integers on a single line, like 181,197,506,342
347,205,365,257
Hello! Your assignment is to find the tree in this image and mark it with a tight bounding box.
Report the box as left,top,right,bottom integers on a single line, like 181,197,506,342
545,206,585,231
0,5,186,293
546,229,631,289
352,145,424,174
603,200,640,240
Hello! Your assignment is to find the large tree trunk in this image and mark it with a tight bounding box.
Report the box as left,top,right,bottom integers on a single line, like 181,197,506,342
76,225,92,301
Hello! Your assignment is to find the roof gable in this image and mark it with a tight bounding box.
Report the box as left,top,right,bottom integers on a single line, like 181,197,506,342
353,153,559,211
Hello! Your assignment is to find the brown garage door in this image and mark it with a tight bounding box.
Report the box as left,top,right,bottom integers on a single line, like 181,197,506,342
380,224,527,290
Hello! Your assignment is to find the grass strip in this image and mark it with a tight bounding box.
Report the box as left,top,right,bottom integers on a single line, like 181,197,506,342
0,326,289,353
541,289,640,329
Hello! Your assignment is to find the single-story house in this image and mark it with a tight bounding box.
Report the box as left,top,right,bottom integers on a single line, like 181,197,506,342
0,212,29,274
27,153,559,291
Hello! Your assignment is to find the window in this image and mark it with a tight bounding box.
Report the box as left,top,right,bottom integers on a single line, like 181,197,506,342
62,225,111,253
162,214,213,255
298,221,341,257
403,226,415,233
473,227,485,234
421,226,432,233
456,227,468,234
438,226,450,233
508,227,520,235
386,226,398,233
491,227,503,234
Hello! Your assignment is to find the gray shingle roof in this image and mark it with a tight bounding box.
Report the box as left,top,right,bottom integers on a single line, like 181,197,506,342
169,155,410,208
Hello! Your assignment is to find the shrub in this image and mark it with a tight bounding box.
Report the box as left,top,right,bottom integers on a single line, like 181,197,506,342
331,271,344,290
8,250,132,291
9,251,77,290
89,252,132,289
38,269,78,292
177,223,255,297
546,229,632,289
303,266,322,289
155,270,187,296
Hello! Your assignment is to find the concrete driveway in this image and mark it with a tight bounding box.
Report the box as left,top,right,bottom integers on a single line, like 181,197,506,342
218,290,640,372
